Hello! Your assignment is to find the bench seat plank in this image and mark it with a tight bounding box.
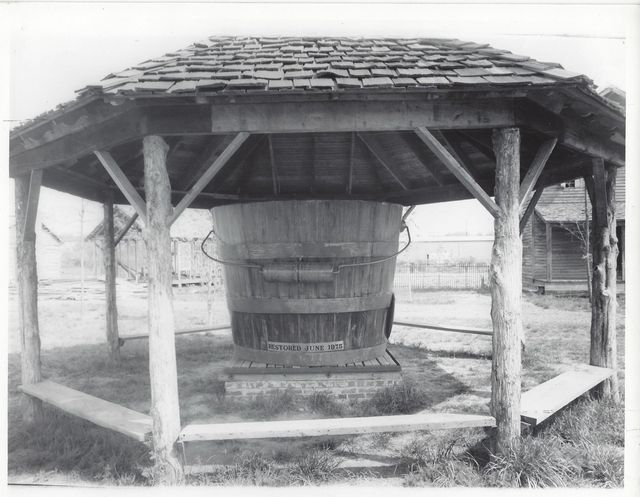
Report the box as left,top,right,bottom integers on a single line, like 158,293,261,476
179,412,496,442
521,365,614,426
19,380,152,442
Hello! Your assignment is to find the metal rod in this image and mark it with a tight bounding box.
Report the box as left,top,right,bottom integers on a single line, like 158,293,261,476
393,320,492,336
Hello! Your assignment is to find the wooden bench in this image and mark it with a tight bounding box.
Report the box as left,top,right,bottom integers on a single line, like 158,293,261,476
179,412,496,442
19,380,152,442
520,365,614,426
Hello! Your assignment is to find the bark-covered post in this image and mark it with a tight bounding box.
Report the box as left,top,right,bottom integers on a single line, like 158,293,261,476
15,173,44,424
104,192,120,361
490,128,523,452
143,135,184,483
588,159,620,402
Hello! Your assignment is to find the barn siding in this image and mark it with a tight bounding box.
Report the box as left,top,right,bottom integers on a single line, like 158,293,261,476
533,215,548,281
550,225,587,280
522,216,534,285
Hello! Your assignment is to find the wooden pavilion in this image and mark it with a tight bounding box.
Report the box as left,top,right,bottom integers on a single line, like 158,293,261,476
10,36,624,482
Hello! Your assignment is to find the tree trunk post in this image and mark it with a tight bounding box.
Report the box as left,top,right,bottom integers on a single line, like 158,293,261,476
15,173,45,425
143,135,184,483
588,159,620,402
104,193,121,361
490,128,523,453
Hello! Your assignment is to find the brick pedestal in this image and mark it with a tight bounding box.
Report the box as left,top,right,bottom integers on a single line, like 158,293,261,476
224,370,403,402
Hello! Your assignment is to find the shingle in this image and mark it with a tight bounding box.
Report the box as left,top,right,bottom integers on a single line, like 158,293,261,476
416,76,451,86
541,68,585,80
361,77,394,87
253,70,285,80
133,81,175,92
309,78,335,89
317,68,350,78
225,78,268,88
268,80,293,90
397,68,434,77
498,53,531,62
392,77,418,86
335,78,362,88
167,80,198,93
349,68,371,77
195,79,228,89
482,75,531,85
292,79,310,88
454,68,490,76
448,76,488,85
214,71,242,79
486,66,515,76
371,68,396,77
283,70,315,79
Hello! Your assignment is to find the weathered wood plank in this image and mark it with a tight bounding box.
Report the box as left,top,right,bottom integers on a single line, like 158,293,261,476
521,366,614,426
114,213,139,247
169,132,250,225
415,127,500,217
208,99,515,134
19,381,152,442
518,138,557,209
519,187,544,235
179,412,496,442
94,150,147,222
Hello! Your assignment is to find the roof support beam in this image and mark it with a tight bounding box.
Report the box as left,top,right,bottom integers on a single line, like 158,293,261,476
516,98,624,167
347,132,355,193
357,133,409,190
169,132,250,225
399,133,445,186
414,127,500,218
268,135,279,195
518,137,557,210
94,150,147,223
115,213,139,247
438,131,481,179
22,170,43,242
519,187,544,235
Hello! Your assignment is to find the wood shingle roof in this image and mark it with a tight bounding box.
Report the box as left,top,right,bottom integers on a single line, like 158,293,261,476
76,36,608,102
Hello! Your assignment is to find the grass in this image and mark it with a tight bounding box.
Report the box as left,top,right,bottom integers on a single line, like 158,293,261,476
7,288,625,487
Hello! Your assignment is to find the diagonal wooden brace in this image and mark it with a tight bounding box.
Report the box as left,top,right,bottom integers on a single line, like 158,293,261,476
94,150,147,223
414,127,500,217
169,132,250,226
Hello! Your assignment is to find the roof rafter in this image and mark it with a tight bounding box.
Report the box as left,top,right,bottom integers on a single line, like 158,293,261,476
414,127,500,218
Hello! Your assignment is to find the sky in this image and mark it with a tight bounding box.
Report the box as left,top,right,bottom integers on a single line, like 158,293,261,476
2,1,637,238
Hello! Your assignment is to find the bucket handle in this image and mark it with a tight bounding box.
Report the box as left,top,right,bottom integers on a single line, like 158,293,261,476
201,222,411,274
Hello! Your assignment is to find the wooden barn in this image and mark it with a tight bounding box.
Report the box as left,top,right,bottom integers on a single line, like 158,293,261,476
9,35,624,481
522,175,625,293
521,87,626,294
85,206,217,285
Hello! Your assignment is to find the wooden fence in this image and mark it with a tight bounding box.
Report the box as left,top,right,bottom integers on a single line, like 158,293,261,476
393,262,490,291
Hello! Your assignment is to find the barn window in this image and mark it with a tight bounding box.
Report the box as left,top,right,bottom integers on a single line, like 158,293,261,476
561,180,576,188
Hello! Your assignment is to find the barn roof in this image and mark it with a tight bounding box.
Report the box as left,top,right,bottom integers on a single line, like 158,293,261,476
86,207,212,241
9,36,625,211
536,201,625,223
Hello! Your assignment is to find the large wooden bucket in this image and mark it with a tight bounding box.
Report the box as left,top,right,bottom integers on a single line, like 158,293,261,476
212,200,402,366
